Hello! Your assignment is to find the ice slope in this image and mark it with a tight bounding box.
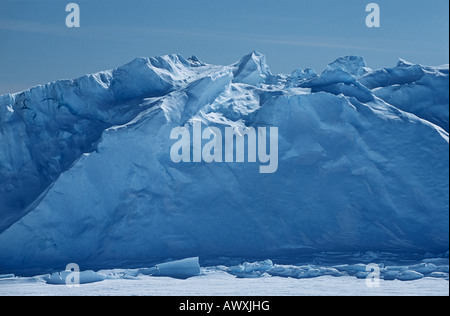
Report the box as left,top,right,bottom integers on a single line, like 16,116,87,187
360,59,449,132
0,54,217,233
0,52,448,274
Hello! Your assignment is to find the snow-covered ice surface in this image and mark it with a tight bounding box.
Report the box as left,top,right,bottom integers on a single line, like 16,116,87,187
0,274,448,297
0,52,448,295
0,259,448,296
0,255,449,296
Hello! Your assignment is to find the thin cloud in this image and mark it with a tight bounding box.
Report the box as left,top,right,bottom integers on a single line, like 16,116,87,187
0,18,408,55
0,18,65,35
239,34,409,53
109,24,409,54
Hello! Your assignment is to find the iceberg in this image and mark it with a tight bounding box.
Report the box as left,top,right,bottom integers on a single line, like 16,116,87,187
396,270,424,281
152,257,201,279
0,52,448,274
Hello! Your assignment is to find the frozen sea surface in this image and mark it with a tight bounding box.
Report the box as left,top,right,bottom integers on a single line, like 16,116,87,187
0,269,448,296
1,257,448,296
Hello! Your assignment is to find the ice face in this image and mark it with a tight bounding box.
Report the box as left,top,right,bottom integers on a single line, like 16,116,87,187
327,56,371,77
0,53,448,273
367,62,449,132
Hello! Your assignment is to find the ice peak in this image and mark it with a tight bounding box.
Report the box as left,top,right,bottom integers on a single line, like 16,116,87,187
250,50,264,58
187,55,206,67
232,51,272,85
396,58,415,68
327,56,370,77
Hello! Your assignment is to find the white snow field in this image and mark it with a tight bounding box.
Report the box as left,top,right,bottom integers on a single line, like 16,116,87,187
0,257,449,296
0,52,448,295
0,273,448,297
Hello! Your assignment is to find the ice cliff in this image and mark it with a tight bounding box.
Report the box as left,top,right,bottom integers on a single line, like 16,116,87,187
0,52,448,274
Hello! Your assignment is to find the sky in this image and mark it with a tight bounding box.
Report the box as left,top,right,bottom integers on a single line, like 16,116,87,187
0,0,448,95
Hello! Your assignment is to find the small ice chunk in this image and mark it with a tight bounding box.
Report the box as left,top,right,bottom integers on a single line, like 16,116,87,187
385,265,407,272
295,267,321,279
333,264,367,274
268,265,299,278
318,267,342,277
408,263,437,275
437,266,449,273
266,264,322,279
355,271,372,279
429,272,449,279
152,257,201,279
383,270,400,280
228,260,273,278
123,269,141,279
396,270,424,281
